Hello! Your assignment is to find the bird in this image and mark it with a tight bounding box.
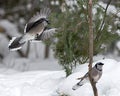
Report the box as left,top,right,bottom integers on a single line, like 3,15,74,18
72,62,104,90
8,7,57,51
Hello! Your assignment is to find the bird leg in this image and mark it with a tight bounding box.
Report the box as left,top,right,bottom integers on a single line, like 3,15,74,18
77,77,83,80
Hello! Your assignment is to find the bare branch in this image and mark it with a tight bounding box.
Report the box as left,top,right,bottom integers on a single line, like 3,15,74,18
88,0,98,96
88,0,93,69
95,0,112,42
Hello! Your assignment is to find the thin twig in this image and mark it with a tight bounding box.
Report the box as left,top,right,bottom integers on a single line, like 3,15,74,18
98,0,112,32
95,0,112,42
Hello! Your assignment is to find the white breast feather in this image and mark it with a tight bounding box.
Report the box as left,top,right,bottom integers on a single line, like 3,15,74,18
93,74,99,82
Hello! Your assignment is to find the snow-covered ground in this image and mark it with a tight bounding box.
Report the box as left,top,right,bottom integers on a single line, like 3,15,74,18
0,1,120,96
0,59,120,96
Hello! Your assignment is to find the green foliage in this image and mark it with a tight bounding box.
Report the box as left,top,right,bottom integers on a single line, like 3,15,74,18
51,9,89,76
50,1,119,76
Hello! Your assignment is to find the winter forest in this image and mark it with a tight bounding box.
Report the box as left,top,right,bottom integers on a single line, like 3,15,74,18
0,0,120,96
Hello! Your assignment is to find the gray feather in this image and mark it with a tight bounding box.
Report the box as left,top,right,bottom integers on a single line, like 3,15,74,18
35,28,57,41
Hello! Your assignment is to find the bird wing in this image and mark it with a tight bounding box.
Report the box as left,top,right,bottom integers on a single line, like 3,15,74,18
91,67,99,77
36,28,57,41
24,7,51,33
29,7,51,23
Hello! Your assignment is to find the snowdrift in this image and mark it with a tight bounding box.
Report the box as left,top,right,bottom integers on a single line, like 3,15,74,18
0,59,120,96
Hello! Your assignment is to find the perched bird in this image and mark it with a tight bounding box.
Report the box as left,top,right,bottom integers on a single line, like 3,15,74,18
72,62,104,90
8,7,57,51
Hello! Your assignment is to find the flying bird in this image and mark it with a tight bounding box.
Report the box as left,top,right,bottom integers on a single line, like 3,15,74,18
72,62,104,90
8,7,57,51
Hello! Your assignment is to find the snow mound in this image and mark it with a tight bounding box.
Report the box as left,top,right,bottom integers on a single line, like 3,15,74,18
0,70,65,96
0,59,120,96
58,59,120,96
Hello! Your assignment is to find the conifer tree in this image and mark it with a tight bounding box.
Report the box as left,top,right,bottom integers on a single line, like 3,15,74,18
50,0,119,76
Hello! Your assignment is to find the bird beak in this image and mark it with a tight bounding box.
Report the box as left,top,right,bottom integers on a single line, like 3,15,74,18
46,19,50,24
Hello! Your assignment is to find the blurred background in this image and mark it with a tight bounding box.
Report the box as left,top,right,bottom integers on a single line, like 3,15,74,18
0,0,119,73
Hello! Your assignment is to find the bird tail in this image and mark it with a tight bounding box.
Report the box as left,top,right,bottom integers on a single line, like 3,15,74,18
72,79,84,90
72,76,89,90
8,36,25,51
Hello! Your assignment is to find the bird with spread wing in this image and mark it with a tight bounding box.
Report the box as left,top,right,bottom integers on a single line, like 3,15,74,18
8,7,57,51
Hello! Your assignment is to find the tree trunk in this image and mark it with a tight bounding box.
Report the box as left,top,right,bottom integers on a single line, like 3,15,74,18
43,0,50,59
44,45,50,59
25,41,30,57
88,0,98,96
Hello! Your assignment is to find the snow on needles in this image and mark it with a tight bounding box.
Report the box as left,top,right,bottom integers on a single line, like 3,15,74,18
0,59,120,96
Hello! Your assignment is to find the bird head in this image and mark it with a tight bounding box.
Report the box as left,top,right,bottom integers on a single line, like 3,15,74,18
96,62,104,66
95,62,104,71
45,19,50,24
40,18,50,23
41,18,50,26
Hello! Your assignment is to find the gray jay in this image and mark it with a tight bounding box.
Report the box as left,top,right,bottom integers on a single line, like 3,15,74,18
72,62,104,90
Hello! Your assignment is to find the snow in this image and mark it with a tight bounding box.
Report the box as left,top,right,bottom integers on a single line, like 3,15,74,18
0,20,22,57
0,1,120,96
93,1,119,19
57,59,119,96
0,20,21,37
0,59,120,96
2,57,62,71
0,70,65,96
0,33,9,57
98,2,117,14
116,41,120,50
